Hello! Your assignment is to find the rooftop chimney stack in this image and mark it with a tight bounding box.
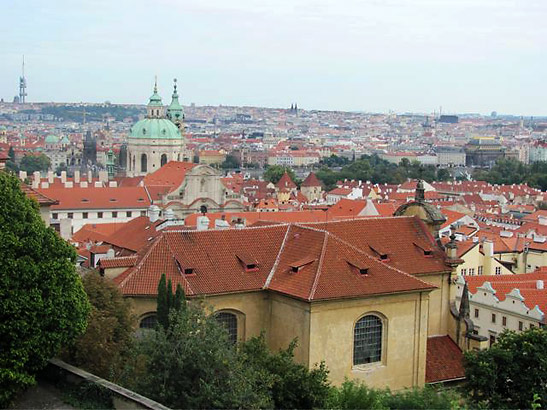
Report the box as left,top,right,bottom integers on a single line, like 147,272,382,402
148,205,160,223
197,215,210,231
74,170,80,184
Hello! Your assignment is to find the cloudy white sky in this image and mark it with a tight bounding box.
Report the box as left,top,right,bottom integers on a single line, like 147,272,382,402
1,0,546,115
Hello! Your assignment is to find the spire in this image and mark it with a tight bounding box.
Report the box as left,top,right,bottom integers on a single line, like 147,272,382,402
459,282,470,319
415,180,425,202
167,77,184,127
154,75,158,94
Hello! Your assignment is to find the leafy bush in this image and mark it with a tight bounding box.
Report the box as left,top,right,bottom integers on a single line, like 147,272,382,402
463,328,547,409
61,272,135,379
327,379,462,410
0,172,89,407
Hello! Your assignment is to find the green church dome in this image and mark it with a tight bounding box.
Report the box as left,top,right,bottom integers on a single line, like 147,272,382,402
129,118,182,140
60,135,70,144
45,134,59,144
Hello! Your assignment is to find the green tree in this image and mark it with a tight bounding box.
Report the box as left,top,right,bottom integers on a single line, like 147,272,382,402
173,284,186,312
239,334,330,409
120,304,272,409
156,273,169,329
61,272,135,379
263,165,297,184
19,154,51,174
55,162,67,175
0,172,89,406
463,327,547,409
221,154,241,169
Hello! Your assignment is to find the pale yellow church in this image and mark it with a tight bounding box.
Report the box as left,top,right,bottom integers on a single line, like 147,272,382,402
102,183,468,389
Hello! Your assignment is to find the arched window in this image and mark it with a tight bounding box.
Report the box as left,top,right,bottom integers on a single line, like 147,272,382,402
353,314,383,365
161,154,168,167
139,314,157,329
141,153,147,173
214,312,238,344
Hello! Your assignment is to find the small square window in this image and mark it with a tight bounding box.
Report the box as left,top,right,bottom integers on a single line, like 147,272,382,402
474,309,479,318
98,212,103,219
112,211,118,218
469,268,475,276
52,213,58,219
83,212,88,219
68,212,73,219
502,316,507,326
126,211,132,217
461,268,467,275
140,211,146,217
495,267,501,275
491,313,496,323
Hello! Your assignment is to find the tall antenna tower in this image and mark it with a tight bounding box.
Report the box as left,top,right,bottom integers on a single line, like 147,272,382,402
19,55,27,104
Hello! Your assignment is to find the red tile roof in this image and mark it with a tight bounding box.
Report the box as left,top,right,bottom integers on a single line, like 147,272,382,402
99,255,138,269
114,217,444,300
276,172,297,190
301,172,321,187
426,336,465,383
20,184,58,206
36,186,151,210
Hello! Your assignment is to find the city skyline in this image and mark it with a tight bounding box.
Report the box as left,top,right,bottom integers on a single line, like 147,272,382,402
1,0,546,116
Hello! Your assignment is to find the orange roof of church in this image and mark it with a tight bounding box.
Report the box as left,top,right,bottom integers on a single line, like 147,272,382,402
301,172,321,187
425,336,465,383
143,161,196,193
113,217,447,300
276,172,297,189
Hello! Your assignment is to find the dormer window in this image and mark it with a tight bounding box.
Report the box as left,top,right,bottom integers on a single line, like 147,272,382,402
184,268,194,275
175,258,195,275
413,242,433,257
289,256,316,273
236,253,259,272
347,260,370,275
369,245,389,261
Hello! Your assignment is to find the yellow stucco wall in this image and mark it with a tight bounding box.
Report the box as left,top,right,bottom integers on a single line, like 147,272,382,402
126,288,432,388
307,292,430,389
417,272,450,336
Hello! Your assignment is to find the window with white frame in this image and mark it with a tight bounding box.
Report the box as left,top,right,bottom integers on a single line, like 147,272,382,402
495,266,501,275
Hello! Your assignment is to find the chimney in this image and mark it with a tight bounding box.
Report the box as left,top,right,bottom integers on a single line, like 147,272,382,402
19,170,27,181
32,171,40,189
87,170,92,183
196,215,210,231
148,205,160,223
483,240,494,257
537,280,544,290
164,208,175,221
60,171,67,184
74,170,80,184
47,171,54,184
98,170,108,183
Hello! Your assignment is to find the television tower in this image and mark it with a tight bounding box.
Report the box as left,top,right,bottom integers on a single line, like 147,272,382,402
19,55,27,104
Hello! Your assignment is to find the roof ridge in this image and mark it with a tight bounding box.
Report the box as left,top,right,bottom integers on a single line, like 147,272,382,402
118,235,164,289
264,225,291,289
308,231,329,300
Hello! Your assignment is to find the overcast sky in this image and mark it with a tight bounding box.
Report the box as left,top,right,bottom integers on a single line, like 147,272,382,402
1,0,545,115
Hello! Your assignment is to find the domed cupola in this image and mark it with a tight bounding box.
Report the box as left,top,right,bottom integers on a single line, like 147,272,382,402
166,78,184,129
147,77,164,119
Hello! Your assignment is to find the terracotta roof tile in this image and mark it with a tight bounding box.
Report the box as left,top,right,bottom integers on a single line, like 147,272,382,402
37,186,151,210
426,336,465,383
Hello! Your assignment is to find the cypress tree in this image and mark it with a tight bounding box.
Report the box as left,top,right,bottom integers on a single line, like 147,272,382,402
173,284,186,312
156,273,168,329
167,278,173,313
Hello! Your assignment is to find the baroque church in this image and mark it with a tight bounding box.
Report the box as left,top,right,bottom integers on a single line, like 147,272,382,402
126,79,190,177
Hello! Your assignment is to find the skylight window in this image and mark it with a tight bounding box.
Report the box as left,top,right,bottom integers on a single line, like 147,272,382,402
347,260,370,275
236,253,259,271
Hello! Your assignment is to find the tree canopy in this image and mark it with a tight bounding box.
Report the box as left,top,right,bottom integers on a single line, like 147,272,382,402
61,272,134,379
474,158,547,190
19,154,51,174
463,327,547,409
316,154,451,190
0,172,89,406
221,154,241,169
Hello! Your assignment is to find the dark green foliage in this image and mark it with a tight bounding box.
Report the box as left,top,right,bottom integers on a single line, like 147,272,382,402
473,158,547,190
463,327,547,409
61,272,135,379
173,284,185,312
19,154,51,174
55,162,67,175
0,172,89,407
61,381,114,410
156,273,169,329
264,165,298,185
320,154,351,167
239,334,330,409
119,305,272,409
221,154,241,169
315,154,451,190
327,379,461,409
